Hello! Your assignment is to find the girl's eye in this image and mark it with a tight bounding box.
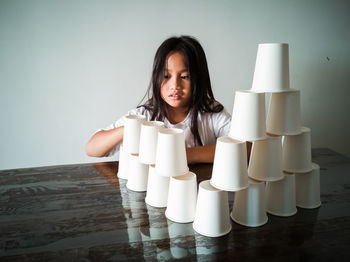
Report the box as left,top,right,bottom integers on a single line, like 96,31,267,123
181,75,190,79
163,75,169,79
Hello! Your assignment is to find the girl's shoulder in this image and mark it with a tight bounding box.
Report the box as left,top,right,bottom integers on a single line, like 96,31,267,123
199,107,231,122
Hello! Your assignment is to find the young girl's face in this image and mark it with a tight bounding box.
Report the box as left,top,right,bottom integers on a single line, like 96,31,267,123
161,52,191,111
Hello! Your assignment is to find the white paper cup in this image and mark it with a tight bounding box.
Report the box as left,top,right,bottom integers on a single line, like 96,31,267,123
229,90,266,141
248,135,284,182
282,127,313,173
295,163,321,209
231,178,268,227
117,144,129,180
145,165,170,208
266,89,302,135
251,43,291,93
193,180,232,237
155,128,189,177
210,136,248,191
126,154,149,192
123,114,146,154
139,121,164,164
266,173,297,216
165,172,197,223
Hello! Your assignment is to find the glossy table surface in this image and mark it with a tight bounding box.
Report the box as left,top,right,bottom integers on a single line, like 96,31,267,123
1,148,350,261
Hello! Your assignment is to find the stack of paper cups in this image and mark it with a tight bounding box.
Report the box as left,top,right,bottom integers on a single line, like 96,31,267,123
265,173,297,216
248,135,284,182
229,90,266,142
295,163,321,209
139,121,164,164
283,127,313,173
210,136,248,191
251,43,291,93
155,128,189,177
193,180,232,237
165,172,197,223
123,115,146,154
266,89,302,135
231,178,268,227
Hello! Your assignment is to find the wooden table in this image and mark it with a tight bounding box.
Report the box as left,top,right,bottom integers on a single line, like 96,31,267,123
1,148,350,261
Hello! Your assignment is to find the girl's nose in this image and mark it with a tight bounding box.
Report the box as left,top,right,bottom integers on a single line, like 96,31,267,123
170,76,181,90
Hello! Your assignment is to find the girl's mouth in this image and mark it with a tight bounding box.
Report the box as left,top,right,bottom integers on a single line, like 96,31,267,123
169,93,183,100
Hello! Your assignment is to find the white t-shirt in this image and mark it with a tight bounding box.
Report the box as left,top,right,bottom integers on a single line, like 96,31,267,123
99,107,231,156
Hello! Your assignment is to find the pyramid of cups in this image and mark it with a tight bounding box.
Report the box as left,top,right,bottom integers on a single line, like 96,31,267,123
115,43,321,239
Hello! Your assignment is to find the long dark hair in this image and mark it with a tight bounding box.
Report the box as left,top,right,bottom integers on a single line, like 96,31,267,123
140,36,223,146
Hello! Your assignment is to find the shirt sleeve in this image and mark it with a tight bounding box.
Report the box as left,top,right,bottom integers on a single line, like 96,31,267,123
213,108,232,138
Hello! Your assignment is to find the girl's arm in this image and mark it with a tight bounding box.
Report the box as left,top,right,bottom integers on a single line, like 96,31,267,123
86,126,124,157
186,142,252,164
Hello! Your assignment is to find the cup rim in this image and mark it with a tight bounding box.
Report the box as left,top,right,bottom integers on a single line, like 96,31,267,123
200,180,221,191
159,128,183,135
165,210,194,224
210,179,249,192
125,114,146,120
193,223,232,238
142,120,164,127
236,89,265,95
248,174,284,182
296,202,322,209
266,209,297,217
258,42,289,46
172,171,196,181
218,136,245,144
230,212,268,227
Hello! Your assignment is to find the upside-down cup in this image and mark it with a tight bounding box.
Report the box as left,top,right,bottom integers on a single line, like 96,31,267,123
139,121,164,164
145,165,170,208
117,144,129,180
283,127,313,173
267,89,302,135
266,173,297,216
123,114,146,154
126,154,149,192
248,135,284,182
193,180,232,237
229,90,266,141
155,128,189,177
210,136,248,191
231,178,268,227
295,163,321,209
251,43,291,93
165,172,197,223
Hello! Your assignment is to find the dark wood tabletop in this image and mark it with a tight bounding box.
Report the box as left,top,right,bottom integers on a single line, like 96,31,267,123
1,148,350,261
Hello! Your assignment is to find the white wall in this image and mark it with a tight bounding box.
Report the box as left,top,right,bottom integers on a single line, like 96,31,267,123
1,0,349,170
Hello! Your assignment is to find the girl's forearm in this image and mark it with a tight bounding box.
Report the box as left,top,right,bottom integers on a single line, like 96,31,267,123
86,126,124,157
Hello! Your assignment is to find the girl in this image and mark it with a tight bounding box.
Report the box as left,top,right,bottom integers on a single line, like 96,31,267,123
86,36,231,164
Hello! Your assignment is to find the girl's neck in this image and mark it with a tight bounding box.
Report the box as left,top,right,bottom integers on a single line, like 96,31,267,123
166,107,189,124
